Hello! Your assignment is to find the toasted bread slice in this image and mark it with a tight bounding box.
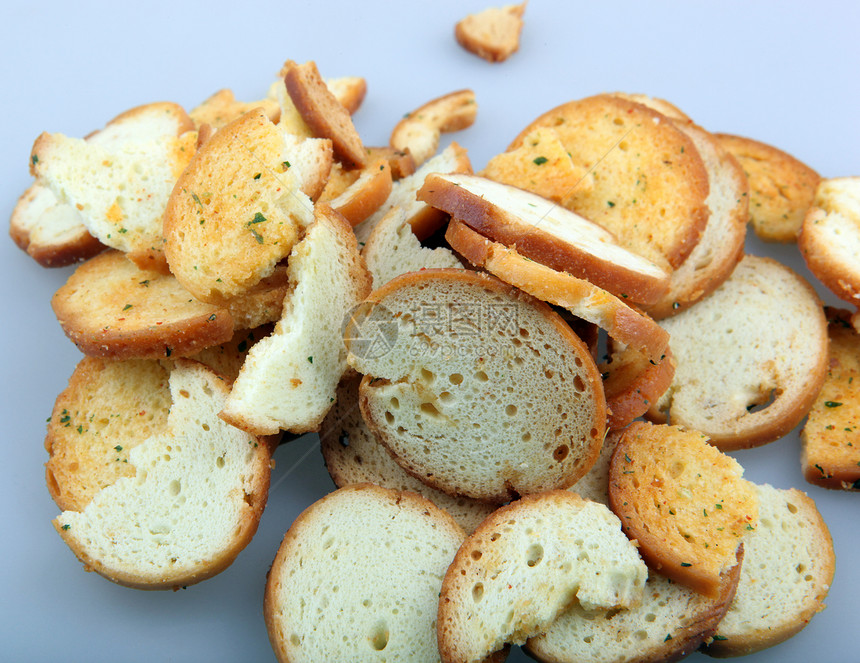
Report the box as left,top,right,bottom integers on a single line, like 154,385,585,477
437,491,647,663
324,76,367,114
221,204,372,435
505,94,711,271
366,145,417,180
445,218,669,362
703,484,834,657
390,89,478,166
608,421,759,598
320,376,494,533
419,172,670,305
325,156,392,226
649,255,829,450
611,92,692,122
798,176,860,306
600,343,677,431
716,133,820,242
346,269,606,503
363,207,463,289
162,108,318,304
265,483,466,663
800,308,860,490
283,60,366,168
190,88,281,130
53,360,271,589
454,2,527,63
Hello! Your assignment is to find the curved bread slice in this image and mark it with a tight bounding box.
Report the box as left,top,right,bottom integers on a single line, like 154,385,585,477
599,343,676,431
505,94,710,272
800,308,860,490
703,484,834,657
798,176,860,306
390,89,478,166
326,156,393,226
221,204,372,435
454,2,527,63
437,491,647,663
346,269,606,503
608,421,758,598
53,360,271,589
716,133,820,242
649,255,829,450
445,218,669,362
419,172,669,305
190,88,281,131
265,484,466,663
320,376,494,533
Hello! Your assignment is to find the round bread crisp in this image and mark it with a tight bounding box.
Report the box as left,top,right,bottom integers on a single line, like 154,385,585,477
346,269,606,503
599,343,676,431
648,254,829,450
505,93,711,272
264,483,466,663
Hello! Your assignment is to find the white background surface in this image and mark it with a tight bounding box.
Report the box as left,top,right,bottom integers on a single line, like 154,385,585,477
2,2,858,661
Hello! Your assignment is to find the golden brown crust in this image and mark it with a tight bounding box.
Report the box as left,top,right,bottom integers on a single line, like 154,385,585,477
329,157,393,226
365,146,416,180
390,90,478,166
454,2,527,63
600,346,676,431
190,88,280,130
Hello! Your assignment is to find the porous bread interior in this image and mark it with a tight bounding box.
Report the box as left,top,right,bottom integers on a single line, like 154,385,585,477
265,485,465,663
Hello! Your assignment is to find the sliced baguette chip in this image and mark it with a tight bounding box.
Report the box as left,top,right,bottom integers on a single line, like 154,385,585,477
346,269,606,503
390,89,478,166
608,421,759,598
454,2,527,63
265,483,466,663
221,203,372,435
325,156,393,226
703,484,834,657
418,172,670,305
53,359,272,589
649,254,829,450
437,491,648,663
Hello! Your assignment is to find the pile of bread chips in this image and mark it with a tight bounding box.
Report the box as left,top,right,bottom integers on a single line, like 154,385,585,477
14,42,859,663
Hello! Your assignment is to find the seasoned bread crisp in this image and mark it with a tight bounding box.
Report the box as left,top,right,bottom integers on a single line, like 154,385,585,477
162,108,319,304
608,421,759,598
798,176,860,306
419,173,670,305
437,491,647,663
716,133,821,242
504,94,711,272
649,255,829,450
801,308,860,490
265,483,466,663
189,88,281,131
324,156,392,226
390,90,478,166
363,207,464,289
221,204,372,435
454,2,527,63
53,360,272,589
346,269,606,503
703,484,835,657
445,218,669,362
320,376,494,533
599,343,676,431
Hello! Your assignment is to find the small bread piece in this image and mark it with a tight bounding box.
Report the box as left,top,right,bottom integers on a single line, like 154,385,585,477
445,218,669,362
608,421,759,598
716,133,821,242
265,483,466,663
599,343,676,431
324,76,367,115
30,102,197,269
189,88,281,130
506,94,711,272
800,308,860,490
353,142,472,244
419,172,670,305
325,156,393,226
53,360,271,589
363,207,464,289
162,108,318,304
454,2,526,63
283,60,366,168
649,255,829,450
390,89,478,166
798,176,860,306
320,376,494,533
346,269,606,503
703,484,834,657
366,145,417,180
221,204,372,436
437,491,647,663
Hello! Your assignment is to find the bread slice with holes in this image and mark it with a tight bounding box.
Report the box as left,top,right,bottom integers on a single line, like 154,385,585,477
454,2,527,63
53,359,272,589
648,254,829,450
264,483,467,663
419,172,670,305
702,484,834,657
345,269,606,503
221,203,372,435
437,490,647,663
608,421,758,598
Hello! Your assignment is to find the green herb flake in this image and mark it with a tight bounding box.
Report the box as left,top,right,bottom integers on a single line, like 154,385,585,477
607,200,616,207
59,410,71,424
76,425,83,434
139,280,150,287
61,524,70,531
250,212,267,224
307,356,314,364
680,562,692,567
114,445,123,452
282,161,291,169
122,304,133,311
253,172,262,180
825,401,843,408
191,192,203,207
532,156,548,166
712,635,728,641
32,154,39,165
664,634,673,642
